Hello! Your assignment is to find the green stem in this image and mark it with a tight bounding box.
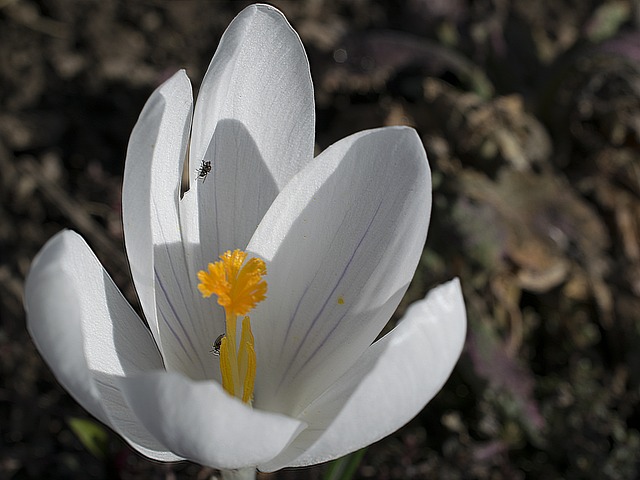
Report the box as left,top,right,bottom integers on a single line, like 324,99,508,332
323,448,367,480
220,467,256,480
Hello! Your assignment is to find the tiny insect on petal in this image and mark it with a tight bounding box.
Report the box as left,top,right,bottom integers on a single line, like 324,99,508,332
210,334,225,356
196,160,212,182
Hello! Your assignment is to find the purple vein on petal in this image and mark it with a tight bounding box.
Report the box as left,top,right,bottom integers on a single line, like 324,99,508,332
281,274,314,347
154,270,207,376
276,198,384,393
280,192,365,347
151,199,208,377
154,289,196,367
152,200,197,323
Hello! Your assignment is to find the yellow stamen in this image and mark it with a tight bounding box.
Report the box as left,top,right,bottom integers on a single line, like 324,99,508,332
218,336,235,396
238,316,256,403
197,250,266,404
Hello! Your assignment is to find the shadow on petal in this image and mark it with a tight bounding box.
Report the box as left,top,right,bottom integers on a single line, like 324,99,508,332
195,118,279,258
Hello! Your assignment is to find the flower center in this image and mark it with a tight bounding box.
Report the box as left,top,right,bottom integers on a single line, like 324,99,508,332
197,250,267,404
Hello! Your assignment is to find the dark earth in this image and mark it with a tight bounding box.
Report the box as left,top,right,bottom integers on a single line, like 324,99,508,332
1,0,639,479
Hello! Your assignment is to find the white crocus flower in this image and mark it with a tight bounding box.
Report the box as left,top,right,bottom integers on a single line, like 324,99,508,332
24,4,466,479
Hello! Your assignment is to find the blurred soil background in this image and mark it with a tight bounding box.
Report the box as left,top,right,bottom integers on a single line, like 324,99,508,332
1,0,640,478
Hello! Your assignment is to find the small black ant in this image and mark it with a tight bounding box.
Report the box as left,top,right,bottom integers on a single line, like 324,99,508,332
196,160,212,182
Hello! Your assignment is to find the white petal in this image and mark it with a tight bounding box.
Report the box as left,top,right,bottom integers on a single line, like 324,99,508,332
24,230,181,462
248,127,431,415
190,4,314,188
186,3,315,266
119,371,305,469
123,70,216,380
261,279,467,471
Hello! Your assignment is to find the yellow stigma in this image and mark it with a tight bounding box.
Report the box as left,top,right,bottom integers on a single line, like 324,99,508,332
197,250,266,404
198,249,267,317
